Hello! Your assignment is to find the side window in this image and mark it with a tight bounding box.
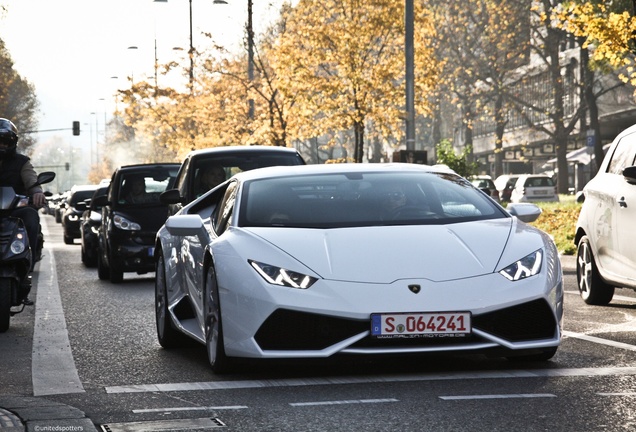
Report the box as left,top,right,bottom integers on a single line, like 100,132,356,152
608,135,636,175
213,181,238,235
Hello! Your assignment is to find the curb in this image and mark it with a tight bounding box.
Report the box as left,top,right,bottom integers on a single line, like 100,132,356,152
0,396,98,432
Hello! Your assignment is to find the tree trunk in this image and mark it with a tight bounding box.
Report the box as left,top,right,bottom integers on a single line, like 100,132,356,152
353,120,365,163
580,46,602,175
493,93,506,179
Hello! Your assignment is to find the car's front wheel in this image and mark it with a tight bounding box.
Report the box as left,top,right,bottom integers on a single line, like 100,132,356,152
97,249,109,280
155,251,183,348
109,256,124,284
204,262,230,373
577,235,614,305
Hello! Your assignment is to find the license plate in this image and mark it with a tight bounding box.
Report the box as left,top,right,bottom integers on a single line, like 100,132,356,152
533,190,549,195
371,312,471,338
147,247,155,257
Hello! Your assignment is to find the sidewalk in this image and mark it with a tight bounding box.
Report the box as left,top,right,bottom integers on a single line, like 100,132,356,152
0,396,98,432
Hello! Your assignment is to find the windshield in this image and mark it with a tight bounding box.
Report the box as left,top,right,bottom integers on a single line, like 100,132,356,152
239,171,508,228
117,168,179,206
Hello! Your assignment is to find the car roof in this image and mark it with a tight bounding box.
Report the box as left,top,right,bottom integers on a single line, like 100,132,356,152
229,163,457,182
185,145,301,158
115,162,181,173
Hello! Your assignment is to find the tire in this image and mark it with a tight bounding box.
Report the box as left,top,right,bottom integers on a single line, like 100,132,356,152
0,279,12,333
109,258,124,284
81,244,88,265
82,245,97,268
577,236,614,305
155,251,184,348
204,262,231,373
97,250,110,280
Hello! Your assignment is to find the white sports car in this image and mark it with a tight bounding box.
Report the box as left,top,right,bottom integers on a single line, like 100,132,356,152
154,163,563,372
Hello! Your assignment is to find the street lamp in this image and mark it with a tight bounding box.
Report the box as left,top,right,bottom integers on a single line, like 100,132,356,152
154,0,196,88
214,0,254,120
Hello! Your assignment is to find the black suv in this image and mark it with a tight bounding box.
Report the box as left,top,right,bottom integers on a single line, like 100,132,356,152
160,145,305,215
94,163,180,283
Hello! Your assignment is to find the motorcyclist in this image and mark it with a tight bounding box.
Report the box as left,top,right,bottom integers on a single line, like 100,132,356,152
0,118,46,304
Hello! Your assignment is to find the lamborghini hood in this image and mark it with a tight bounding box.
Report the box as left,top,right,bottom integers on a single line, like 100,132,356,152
246,219,522,283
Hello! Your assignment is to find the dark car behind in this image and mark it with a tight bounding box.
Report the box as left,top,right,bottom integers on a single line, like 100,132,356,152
80,185,109,267
62,185,99,244
95,163,180,283
161,145,306,215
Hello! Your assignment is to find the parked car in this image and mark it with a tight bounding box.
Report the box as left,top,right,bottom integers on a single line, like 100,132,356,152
494,174,520,203
61,185,100,244
155,163,563,372
161,145,306,216
80,185,109,267
575,124,636,305
510,174,559,203
470,175,500,203
95,163,180,283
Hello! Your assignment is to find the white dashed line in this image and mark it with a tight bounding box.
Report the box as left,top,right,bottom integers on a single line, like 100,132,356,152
439,393,556,400
290,398,398,407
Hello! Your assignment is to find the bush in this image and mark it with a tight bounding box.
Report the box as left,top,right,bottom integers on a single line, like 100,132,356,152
527,196,582,255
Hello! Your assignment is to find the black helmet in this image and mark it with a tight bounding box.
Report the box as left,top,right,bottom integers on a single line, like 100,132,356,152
0,118,18,159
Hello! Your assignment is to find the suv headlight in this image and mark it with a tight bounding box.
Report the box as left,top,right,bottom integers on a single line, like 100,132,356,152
499,250,542,281
113,214,141,231
249,260,318,289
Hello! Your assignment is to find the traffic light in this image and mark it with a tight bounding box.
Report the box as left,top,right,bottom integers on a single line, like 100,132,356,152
72,121,80,136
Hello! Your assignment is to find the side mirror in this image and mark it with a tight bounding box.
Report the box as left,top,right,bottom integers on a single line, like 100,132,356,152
507,203,542,223
92,195,109,207
623,166,636,184
160,189,183,205
36,171,56,186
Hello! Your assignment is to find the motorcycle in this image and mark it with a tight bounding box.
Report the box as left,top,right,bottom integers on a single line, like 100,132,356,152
0,171,55,332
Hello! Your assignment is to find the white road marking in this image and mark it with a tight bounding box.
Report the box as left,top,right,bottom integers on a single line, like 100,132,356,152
439,393,556,400
133,406,247,413
290,398,398,407
105,366,636,394
597,392,636,397
32,220,84,396
565,290,636,303
563,331,636,352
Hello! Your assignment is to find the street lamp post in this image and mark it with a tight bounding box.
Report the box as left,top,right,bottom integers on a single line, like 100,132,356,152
154,0,194,88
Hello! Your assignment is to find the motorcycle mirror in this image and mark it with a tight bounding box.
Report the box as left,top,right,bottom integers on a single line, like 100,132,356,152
37,171,56,186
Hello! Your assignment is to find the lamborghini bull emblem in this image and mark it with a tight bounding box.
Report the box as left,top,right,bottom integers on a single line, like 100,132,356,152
408,284,421,294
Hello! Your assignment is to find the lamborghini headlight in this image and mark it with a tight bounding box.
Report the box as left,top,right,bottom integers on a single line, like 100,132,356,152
249,260,318,289
499,250,542,281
